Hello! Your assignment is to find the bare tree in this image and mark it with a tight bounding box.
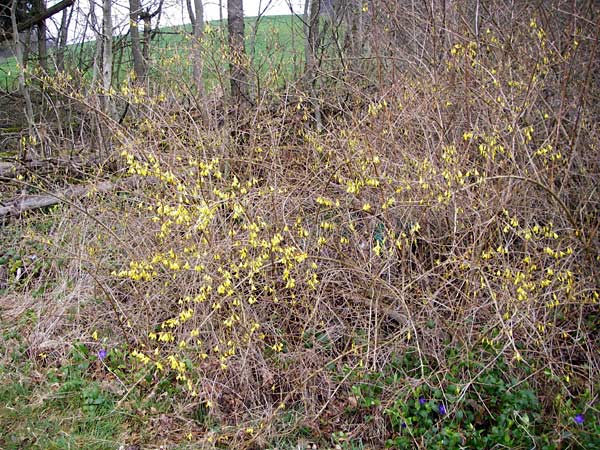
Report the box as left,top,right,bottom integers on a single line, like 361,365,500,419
304,0,321,77
10,0,34,150
101,0,114,116
304,0,324,129
34,0,47,70
129,0,146,81
55,3,74,71
190,0,205,96
140,0,164,72
227,0,248,105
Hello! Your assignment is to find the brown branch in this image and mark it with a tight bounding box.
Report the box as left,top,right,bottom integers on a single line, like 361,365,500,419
0,0,74,43
0,177,139,218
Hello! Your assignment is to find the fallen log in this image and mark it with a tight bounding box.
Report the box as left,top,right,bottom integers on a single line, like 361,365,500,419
0,177,140,218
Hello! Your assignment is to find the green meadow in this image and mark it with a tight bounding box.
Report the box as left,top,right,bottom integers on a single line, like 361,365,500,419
0,15,306,92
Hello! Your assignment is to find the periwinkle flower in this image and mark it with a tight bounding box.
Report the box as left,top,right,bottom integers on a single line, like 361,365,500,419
98,349,107,360
419,397,427,406
574,414,584,425
438,404,447,415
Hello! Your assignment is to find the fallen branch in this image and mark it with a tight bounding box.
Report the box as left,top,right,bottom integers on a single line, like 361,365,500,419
0,177,140,218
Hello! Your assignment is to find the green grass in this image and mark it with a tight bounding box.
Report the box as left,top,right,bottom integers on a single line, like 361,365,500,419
0,339,125,450
0,55,18,91
2,334,597,449
0,335,194,449
0,15,306,93
132,15,306,91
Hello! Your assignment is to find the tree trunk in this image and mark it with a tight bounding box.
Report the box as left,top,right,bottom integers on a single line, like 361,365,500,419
89,0,102,88
305,0,320,70
10,0,35,155
227,0,248,105
303,0,311,72
56,4,73,71
141,12,151,64
0,177,148,219
344,0,362,56
186,0,195,25
35,0,47,71
304,0,323,130
22,28,32,66
129,0,146,81
101,0,114,116
191,0,205,97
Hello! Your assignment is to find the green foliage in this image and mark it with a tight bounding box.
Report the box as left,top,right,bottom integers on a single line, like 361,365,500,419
0,342,124,450
338,345,598,449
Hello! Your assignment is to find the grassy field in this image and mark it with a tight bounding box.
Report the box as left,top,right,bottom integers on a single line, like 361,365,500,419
0,55,18,91
0,15,306,93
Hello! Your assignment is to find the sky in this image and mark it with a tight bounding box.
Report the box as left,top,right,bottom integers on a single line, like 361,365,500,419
167,0,305,23
45,0,306,43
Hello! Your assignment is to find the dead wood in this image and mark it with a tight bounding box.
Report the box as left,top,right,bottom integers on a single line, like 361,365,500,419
0,176,140,218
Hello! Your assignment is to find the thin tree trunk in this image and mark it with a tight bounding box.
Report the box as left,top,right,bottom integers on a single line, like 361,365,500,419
141,11,151,65
303,0,311,72
129,0,146,81
305,0,323,130
22,28,32,66
101,0,114,116
56,4,73,71
11,0,35,157
227,0,248,105
89,0,102,88
305,0,322,78
192,0,205,97
186,0,195,25
35,0,47,71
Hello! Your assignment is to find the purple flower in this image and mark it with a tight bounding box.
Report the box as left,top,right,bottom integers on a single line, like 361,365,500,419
438,404,447,415
574,414,584,425
98,349,107,360
419,397,427,405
